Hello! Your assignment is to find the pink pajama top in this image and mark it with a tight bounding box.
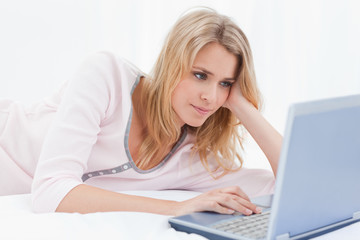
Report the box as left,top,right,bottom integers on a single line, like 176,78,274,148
0,52,275,213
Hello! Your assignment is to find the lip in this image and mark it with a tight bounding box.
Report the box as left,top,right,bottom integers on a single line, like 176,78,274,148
192,105,212,116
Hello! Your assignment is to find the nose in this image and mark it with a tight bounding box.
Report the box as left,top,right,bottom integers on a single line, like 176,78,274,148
200,83,217,103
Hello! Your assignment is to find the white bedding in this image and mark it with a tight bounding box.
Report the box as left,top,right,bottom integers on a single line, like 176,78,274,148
0,191,359,240
0,190,206,240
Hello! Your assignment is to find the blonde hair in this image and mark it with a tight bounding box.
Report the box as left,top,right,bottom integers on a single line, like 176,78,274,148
138,7,262,176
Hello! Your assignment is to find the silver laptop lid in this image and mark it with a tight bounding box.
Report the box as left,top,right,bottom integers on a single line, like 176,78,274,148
269,94,360,239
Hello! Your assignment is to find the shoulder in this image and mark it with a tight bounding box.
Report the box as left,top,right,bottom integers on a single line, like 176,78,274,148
80,51,143,79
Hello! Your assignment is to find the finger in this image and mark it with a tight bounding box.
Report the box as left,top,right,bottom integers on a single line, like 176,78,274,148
219,194,253,215
217,193,261,215
182,194,236,215
207,201,235,215
234,196,262,214
219,186,250,201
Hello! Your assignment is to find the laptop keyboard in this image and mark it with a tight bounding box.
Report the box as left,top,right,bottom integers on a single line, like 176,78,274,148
211,211,270,239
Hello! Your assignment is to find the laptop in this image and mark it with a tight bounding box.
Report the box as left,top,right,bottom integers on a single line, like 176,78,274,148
169,94,360,240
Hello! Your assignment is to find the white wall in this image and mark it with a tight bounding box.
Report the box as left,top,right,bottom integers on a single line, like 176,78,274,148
1,0,360,170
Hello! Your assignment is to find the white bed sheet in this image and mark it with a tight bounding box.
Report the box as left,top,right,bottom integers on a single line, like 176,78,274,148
0,191,359,240
0,190,206,240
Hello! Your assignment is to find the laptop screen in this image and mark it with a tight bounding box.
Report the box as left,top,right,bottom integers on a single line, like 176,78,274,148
269,95,360,238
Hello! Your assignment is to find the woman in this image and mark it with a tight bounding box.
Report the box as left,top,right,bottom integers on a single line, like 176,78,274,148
0,8,282,216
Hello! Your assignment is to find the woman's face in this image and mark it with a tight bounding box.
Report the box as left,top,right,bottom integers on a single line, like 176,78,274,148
172,42,238,127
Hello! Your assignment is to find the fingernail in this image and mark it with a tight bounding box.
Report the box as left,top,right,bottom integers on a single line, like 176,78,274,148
256,207,262,213
245,209,252,215
228,209,235,214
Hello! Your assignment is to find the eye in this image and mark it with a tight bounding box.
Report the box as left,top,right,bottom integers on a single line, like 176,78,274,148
220,81,233,88
194,72,207,80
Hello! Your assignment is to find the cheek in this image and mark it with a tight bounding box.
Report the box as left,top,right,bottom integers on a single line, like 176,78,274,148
172,79,192,100
171,81,187,109
217,89,230,106
171,90,180,110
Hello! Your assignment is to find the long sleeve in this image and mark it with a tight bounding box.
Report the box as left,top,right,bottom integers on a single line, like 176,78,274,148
31,52,118,212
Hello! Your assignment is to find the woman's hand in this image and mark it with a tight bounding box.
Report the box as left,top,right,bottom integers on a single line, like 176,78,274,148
223,78,252,115
173,186,262,216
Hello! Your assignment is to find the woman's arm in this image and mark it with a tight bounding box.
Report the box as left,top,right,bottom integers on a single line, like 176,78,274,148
224,84,282,177
32,53,113,213
56,184,262,216
56,184,178,214
231,102,282,176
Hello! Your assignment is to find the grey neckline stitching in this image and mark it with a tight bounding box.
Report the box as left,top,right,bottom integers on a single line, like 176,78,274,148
82,74,187,181
124,75,187,174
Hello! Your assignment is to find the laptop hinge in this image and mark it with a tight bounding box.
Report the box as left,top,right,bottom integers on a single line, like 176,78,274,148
353,211,360,220
276,233,290,240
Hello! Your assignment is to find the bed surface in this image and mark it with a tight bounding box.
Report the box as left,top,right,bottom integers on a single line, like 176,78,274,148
0,190,359,240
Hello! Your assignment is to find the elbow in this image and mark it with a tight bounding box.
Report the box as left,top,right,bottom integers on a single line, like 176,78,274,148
31,177,82,213
31,184,54,213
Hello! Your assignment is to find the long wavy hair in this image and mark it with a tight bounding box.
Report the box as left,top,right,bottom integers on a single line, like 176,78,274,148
138,7,262,177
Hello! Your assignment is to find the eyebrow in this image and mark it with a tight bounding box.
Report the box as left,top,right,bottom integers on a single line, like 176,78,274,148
192,66,236,81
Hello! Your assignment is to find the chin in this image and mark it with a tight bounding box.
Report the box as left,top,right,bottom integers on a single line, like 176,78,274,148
185,119,207,128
